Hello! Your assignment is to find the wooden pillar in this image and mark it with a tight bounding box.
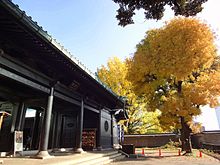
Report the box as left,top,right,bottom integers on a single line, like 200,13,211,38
15,101,25,131
111,115,113,147
97,109,102,150
51,112,57,150
75,98,84,153
35,86,54,158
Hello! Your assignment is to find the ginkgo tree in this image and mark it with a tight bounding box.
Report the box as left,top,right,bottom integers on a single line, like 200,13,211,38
97,57,163,134
127,17,220,153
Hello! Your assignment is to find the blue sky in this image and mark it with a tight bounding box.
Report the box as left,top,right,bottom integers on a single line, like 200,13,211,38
12,0,220,130
12,0,219,73
12,0,174,72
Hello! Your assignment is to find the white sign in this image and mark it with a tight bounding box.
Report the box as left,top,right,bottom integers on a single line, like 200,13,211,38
14,131,23,152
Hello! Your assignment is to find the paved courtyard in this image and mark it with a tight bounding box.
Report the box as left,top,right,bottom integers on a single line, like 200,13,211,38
110,150,220,165
0,150,219,165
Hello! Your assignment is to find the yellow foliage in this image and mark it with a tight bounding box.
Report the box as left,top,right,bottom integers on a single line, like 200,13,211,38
183,71,220,107
127,17,220,131
128,17,217,94
97,57,163,134
98,57,130,96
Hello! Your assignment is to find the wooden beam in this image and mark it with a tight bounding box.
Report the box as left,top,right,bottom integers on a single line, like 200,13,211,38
55,83,81,102
0,67,50,93
84,105,99,114
0,54,83,103
54,91,81,106
0,55,51,86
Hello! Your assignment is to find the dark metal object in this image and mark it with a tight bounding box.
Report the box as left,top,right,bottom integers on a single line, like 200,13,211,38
122,144,135,154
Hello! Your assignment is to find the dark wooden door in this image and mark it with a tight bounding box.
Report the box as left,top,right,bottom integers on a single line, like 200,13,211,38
60,115,77,148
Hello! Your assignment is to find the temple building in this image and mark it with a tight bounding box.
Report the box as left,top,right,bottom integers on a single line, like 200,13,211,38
0,0,127,158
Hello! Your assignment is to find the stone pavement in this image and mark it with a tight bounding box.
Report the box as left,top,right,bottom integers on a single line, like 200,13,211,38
0,150,122,165
0,151,102,165
110,149,220,165
0,149,219,165
110,156,220,165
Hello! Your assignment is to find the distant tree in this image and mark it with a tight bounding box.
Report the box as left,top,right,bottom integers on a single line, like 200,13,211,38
112,0,208,26
97,57,163,134
127,17,220,153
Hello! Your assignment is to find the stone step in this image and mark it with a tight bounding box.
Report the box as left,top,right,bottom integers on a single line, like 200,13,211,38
101,154,126,165
78,152,125,165
46,150,123,165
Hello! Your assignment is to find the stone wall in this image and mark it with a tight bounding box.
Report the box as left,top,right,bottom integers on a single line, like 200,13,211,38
123,133,179,147
191,131,220,149
123,131,220,150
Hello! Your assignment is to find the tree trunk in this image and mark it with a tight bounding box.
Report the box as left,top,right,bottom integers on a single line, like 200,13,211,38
180,116,192,154
177,81,192,154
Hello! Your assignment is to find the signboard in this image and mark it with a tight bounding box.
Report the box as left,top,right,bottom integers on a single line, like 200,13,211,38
0,102,13,112
14,131,23,152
